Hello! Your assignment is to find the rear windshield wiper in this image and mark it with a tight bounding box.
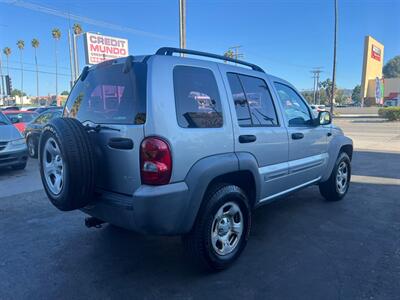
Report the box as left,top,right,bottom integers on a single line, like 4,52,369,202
84,123,120,133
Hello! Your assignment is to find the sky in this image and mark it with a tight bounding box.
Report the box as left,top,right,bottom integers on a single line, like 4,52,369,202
0,0,399,97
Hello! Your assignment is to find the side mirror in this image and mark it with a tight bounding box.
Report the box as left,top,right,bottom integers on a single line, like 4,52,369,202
318,111,332,125
10,117,20,124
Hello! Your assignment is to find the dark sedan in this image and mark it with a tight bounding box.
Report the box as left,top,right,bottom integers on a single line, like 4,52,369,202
24,109,63,158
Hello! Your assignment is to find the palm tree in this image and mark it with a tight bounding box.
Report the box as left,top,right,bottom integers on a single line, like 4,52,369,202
73,23,83,35
31,38,40,102
52,28,61,99
17,40,25,101
2,47,11,75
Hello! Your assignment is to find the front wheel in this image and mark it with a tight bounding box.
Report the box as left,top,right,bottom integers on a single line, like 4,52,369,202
183,184,251,271
319,152,351,201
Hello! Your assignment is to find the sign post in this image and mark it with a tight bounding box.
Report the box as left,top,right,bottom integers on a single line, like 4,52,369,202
84,33,129,65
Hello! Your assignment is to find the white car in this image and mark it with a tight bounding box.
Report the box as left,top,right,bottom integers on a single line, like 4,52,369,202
310,104,326,116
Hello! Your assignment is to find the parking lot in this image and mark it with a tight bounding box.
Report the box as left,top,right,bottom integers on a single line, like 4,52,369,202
1,118,399,299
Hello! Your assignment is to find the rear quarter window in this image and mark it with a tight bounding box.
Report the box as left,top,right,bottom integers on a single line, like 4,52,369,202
64,61,147,125
173,66,223,128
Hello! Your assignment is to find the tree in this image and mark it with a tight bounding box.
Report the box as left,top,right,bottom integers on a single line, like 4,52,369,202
11,89,26,97
301,90,314,104
334,89,347,104
73,23,83,35
31,38,40,101
351,85,361,104
2,47,11,75
383,56,400,78
52,28,61,98
16,40,25,98
224,49,234,59
319,79,334,105
61,90,69,96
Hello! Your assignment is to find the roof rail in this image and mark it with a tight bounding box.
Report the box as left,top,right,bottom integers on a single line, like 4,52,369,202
155,47,265,73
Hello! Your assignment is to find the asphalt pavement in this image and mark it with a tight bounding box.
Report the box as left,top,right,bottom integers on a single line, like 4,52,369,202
1,119,399,299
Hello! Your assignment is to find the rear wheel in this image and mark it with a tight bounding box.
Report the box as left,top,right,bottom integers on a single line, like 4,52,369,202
319,152,351,201
183,184,251,271
27,136,38,158
39,117,95,211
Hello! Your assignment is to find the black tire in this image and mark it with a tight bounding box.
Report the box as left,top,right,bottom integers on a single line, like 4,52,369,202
27,136,38,158
319,152,351,201
39,117,95,211
183,184,251,271
12,162,27,170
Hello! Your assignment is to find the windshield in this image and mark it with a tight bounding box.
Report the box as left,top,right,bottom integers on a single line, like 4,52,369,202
0,112,10,125
64,61,147,125
5,112,38,123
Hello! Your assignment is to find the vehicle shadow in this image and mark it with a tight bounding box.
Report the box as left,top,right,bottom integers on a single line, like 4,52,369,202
44,179,400,299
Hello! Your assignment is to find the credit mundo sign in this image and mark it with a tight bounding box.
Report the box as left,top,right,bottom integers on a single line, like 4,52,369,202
84,32,129,65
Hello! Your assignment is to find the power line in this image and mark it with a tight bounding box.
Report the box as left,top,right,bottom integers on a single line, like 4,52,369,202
7,66,70,77
1,0,176,42
8,60,70,71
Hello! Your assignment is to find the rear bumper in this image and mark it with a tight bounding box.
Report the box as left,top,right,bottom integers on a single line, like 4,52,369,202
82,182,190,235
0,148,28,168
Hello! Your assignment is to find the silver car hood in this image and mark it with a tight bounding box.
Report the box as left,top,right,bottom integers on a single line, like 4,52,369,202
0,125,22,142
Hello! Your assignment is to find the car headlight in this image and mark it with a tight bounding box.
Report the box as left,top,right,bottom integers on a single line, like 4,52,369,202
9,138,26,146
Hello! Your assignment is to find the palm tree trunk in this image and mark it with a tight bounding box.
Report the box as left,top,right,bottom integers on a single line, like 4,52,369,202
6,56,9,76
34,48,39,103
55,40,58,102
20,50,23,101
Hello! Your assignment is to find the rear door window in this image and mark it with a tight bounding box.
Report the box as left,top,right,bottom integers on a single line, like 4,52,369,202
64,62,147,125
227,73,279,127
173,66,223,128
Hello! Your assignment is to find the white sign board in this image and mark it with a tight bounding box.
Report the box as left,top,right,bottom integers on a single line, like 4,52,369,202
84,33,129,65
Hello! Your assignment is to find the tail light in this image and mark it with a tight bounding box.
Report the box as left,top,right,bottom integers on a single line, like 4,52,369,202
140,137,172,185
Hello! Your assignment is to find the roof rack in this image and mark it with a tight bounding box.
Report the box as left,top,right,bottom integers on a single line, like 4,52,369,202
155,47,265,73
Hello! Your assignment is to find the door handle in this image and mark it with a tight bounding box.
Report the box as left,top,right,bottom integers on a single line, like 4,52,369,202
291,132,304,140
108,137,134,150
239,135,257,143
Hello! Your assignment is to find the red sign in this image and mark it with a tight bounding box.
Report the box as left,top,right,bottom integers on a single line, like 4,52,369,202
371,44,381,61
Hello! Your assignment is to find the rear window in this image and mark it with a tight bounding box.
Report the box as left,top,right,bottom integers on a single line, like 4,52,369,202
173,66,223,128
64,61,147,125
5,112,38,123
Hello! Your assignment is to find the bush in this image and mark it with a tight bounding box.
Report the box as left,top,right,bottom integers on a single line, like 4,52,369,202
378,107,400,121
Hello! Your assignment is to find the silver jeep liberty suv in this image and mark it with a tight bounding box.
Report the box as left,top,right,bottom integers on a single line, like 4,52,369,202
39,47,353,270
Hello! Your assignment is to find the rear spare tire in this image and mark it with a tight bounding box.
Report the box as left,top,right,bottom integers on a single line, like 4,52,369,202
39,117,95,211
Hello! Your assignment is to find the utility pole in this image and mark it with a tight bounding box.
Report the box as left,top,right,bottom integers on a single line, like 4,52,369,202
330,0,338,115
179,0,186,54
73,34,79,80
0,53,4,101
311,68,322,104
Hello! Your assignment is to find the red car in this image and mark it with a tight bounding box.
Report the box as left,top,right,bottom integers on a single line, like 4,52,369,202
3,110,39,133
